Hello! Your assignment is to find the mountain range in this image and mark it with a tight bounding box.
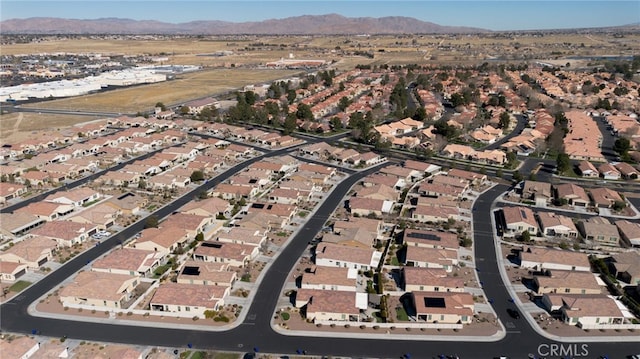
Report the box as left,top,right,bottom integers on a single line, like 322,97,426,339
0,14,490,35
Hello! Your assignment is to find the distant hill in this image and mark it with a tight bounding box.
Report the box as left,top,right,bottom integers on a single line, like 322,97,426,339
0,14,489,35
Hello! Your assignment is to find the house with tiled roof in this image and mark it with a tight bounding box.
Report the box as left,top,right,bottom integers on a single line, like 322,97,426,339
161,212,211,238
536,212,578,238
177,260,236,287
0,235,57,269
518,247,590,272
91,248,163,277
589,187,623,208
403,229,459,251
615,220,640,248
0,261,27,282
534,270,602,295
522,180,552,206
192,241,259,267
315,242,382,271
104,192,147,216
554,183,590,207
410,291,474,324
15,201,74,221
0,212,45,238
0,182,26,204
132,227,191,255
68,203,118,230
578,216,620,247
405,246,458,272
215,227,267,247
31,220,96,247
60,271,139,309
44,187,100,208
502,206,538,235
402,267,464,293
301,266,358,292
150,282,227,316
295,288,366,322
542,294,624,328
597,163,621,180
614,162,638,179
348,197,393,217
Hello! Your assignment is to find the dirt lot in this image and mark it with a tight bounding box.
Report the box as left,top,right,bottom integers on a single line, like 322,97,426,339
20,68,300,114
0,112,99,144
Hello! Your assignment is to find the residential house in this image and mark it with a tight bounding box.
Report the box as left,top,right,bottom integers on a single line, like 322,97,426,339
301,266,358,292
1,260,28,283
598,163,621,180
333,217,382,238
615,219,640,248
0,182,26,204
446,168,487,186
518,247,591,272
410,291,474,324
295,288,366,322
614,162,638,179
405,246,458,272
59,271,139,309
30,220,96,247
132,227,191,255
578,217,620,247
215,227,267,247
403,267,464,292
522,180,552,206
0,212,45,237
403,229,459,251
161,212,211,238
502,206,538,235
104,192,147,216
589,187,623,208
533,270,602,295
0,235,57,269
44,187,100,208
542,294,625,328
150,282,227,316
91,248,162,277
355,184,398,202
536,212,578,238
315,242,382,271
68,203,118,230
15,201,74,222
348,197,392,218
609,251,640,285
177,260,237,287
554,183,590,207
411,204,459,223
192,241,259,267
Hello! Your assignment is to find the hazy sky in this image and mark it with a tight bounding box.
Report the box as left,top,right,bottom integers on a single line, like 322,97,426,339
1,1,638,31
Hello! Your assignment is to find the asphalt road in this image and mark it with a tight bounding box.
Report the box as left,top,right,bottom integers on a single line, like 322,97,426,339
484,114,527,151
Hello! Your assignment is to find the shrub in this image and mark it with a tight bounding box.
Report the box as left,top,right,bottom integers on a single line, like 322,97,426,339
280,312,290,321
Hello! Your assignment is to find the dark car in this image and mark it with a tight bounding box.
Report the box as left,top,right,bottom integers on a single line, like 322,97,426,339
507,308,520,319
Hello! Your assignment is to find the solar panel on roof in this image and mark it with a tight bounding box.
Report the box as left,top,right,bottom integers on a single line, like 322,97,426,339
424,297,446,308
406,231,441,241
520,209,528,219
181,266,200,276
201,242,223,248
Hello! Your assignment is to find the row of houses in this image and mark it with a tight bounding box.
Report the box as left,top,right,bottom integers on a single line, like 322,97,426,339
500,205,640,247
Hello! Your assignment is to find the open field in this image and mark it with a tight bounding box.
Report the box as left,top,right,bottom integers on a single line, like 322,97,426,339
20,68,301,114
0,112,99,143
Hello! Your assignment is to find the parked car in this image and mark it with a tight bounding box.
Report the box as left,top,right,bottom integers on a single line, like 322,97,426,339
507,308,520,319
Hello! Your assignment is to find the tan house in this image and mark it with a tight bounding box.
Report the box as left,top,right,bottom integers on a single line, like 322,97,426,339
91,248,162,277
315,242,382,271
522,180,552,206
518,247,591,272
0,182,26,204
300,266,358,292
295,288,365,322
133,227,191,255
68,203,118,230
177,260,237,287
150,282,227,316
0,212,46,237
0,261,27,283
0,235,57,269
59,271,139,309
410,291,474,324
536,212,578,238
577,216,620,247
192,241,259,267
179,196,232,218
403,267,464,292
405,246,458,272
403,229,459,251
502,206,538,235
30,220,96,247
610,251,640,285
554,183,590,207
534,270,602,295
615,219,640,248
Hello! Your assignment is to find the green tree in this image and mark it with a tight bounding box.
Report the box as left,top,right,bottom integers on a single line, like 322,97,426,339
155,102,166,111
521,230,531,242
283,113,297,135
296,103,313,120
330,116,343,130
179,106,190,115
512,170,523,183
145,215,159,229
499,112,511,129
190,170,205,182
338,96,351,112
286,90,297,104
556,153,571,174
613,137,631,157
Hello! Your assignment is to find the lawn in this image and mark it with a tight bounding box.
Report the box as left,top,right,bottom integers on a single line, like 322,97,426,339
396,306,409,321
9,280,32,292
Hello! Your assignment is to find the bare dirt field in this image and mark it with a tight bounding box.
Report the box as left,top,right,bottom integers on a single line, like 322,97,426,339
0,112,99,143
20,68,301,114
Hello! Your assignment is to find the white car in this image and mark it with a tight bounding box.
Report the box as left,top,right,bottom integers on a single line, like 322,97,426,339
97,231,111,237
